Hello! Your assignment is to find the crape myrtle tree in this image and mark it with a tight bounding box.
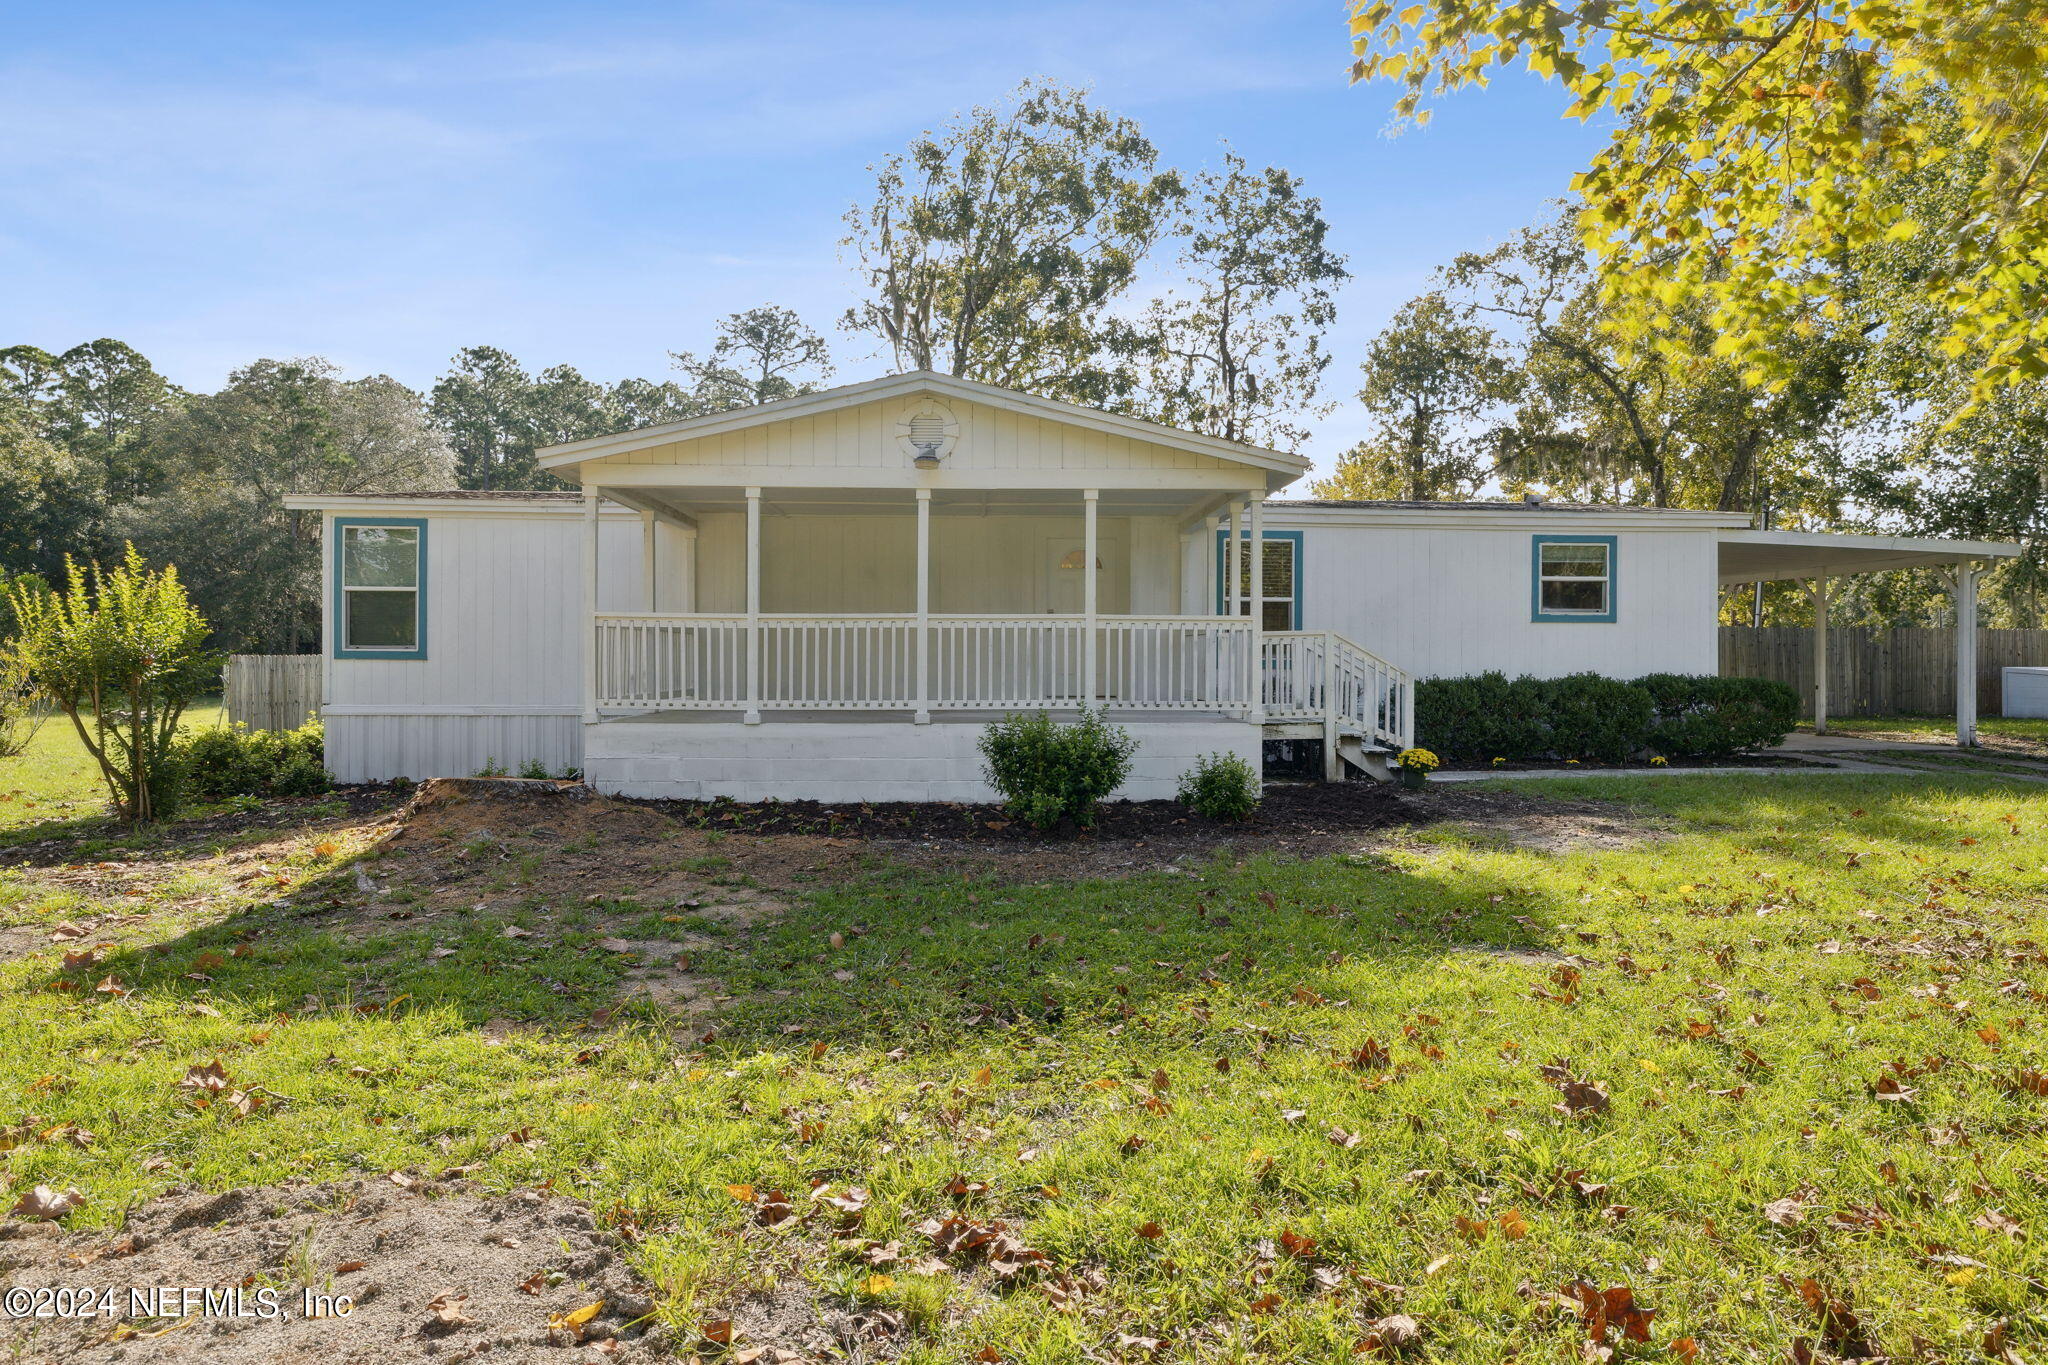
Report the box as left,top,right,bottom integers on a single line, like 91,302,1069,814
9,547,218,822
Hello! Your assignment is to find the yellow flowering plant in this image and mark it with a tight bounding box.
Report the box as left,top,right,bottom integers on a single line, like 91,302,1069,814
1395,747,1439,773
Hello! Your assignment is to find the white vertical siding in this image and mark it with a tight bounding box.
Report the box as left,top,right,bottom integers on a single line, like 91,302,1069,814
1277,517,1719,679
589,395,1243,476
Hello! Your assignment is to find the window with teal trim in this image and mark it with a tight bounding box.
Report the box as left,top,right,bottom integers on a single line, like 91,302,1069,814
1532,535,1616,622
1214,530,1302,629
336,520,427,658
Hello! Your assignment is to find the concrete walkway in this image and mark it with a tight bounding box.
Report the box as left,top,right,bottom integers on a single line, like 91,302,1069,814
1429,733,2048,785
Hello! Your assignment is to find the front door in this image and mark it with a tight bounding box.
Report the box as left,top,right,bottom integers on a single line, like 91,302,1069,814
1043,537,1118,699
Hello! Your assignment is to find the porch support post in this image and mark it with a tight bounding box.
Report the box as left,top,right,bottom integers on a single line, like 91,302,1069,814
1955,560,1980,747
1083,489,1099,705
1246,490,1266,725
581,489,600,724
1228,498,1246,620
640,509,657,612
914,488,932,724
744,487,762,725
1178,528,1195,615
681,524,698,612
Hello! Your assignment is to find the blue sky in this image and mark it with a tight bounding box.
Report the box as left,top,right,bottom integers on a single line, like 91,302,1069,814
3,1,1607,474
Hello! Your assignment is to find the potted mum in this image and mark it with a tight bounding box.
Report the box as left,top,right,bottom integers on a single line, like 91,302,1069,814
1394,747,1438,789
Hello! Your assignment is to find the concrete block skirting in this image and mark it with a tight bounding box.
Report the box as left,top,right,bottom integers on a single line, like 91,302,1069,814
583,717,1262,802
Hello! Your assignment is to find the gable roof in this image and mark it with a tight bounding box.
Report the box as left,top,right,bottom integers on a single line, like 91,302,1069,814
536,370,1311,479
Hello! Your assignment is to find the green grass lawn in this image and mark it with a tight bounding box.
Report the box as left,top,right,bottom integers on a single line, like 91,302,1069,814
1815,715,2048,754
0,697,223,842
3,761,2047,1360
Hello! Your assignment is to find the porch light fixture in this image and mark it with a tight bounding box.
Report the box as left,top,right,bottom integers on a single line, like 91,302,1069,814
911,438,944,470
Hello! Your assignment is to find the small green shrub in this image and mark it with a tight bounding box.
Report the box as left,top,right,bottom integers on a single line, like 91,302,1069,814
1177,751,1260,821
978,709,1136,831
1635,673,1799,757
176,719,329,801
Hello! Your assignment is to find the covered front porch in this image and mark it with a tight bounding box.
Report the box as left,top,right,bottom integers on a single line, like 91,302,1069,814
577,481,1408,746
580,480,1272,719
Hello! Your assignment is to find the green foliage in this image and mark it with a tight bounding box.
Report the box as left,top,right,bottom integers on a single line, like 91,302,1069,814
7,547,219,821
117,358,453,654
1436,211,1849,514
842,78,1184,404
1417,671,1651,764
670,306,834,410
1414,672,1546,764
0,341,182,583
0,640,43,761
175,719,328,801
1348,1,2048,405
1635,673,1800,758
1128,150,1348,448
1541,673,1654,764
1313,291,1515,501
429,346,696,493
977,709,1136,830
1175,751,1260,821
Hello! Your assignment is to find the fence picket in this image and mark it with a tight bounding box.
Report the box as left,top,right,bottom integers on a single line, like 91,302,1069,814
1719,626,2048,717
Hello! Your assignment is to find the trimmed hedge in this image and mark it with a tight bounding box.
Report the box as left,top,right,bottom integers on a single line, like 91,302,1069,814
1636,673,1800,758
1416,671,1795,764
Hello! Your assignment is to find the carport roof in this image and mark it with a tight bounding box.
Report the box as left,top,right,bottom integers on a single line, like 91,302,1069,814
1718,529,2020,585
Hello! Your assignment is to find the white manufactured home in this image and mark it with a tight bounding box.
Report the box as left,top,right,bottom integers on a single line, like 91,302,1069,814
284,371,2016,799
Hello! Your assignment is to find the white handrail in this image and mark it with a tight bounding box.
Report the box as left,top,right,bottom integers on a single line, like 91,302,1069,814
593,613,1259,713
1260,630,1414,753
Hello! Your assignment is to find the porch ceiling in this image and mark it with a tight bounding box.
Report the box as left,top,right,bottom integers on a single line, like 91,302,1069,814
1717,529,2020,585
592,483,1219,519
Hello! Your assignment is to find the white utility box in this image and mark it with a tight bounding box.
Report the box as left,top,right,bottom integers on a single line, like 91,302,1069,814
2002,667,2048,718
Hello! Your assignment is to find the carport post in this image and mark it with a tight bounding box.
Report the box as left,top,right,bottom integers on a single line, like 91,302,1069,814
1955,561,1979,747
1806,575,1831,736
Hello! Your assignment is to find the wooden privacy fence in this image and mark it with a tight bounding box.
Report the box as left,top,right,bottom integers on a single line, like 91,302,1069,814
1720,626,2048,718
222,655,321,732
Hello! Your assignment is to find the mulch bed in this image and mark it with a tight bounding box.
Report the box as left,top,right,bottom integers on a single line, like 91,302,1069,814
643,780,1423,843
1438,754,1807,772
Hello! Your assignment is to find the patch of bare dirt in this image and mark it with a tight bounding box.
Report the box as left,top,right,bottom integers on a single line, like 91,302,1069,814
0,787,405,870
1392,786,1675,854
0,1176,665,1364
0,802,404,966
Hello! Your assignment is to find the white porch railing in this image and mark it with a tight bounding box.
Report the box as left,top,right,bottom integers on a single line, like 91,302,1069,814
594,613,1258,713
1260,631,1414,753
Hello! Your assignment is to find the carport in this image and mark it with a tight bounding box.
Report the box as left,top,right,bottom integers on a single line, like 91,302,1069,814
1718,530,2022,746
